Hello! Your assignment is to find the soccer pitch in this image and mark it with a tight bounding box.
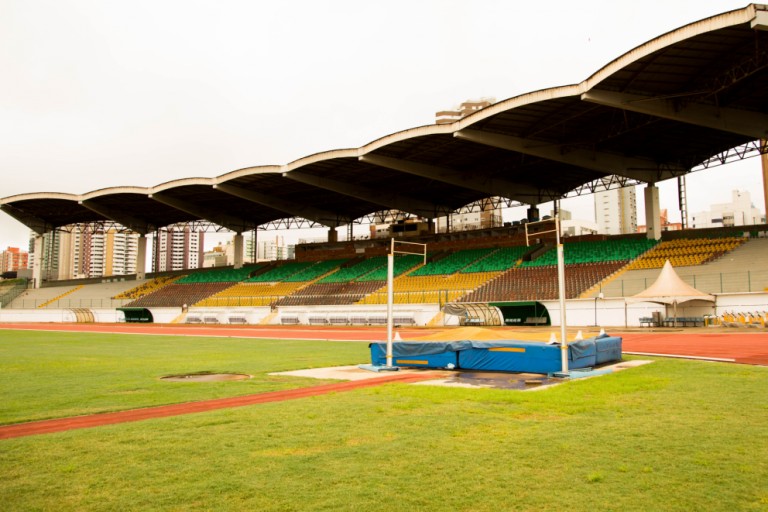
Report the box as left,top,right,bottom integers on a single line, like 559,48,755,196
1,329,766,511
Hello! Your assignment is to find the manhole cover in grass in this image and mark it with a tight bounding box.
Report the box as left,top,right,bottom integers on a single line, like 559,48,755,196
161,372,251,382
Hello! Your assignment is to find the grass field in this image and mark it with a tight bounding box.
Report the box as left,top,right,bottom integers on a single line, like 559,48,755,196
1,329,767,511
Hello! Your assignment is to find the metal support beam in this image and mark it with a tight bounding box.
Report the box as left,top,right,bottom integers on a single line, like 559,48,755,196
455,129,676,183
359,154,544,202
283,171,450,219
581,89,768,140
79,200,151,235
149,193,253,233
762,139,768,223
213,183,344,227
0,204,53,235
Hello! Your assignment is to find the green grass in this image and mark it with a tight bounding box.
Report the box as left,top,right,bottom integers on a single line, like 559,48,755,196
0,329,366,424
1,329,768,511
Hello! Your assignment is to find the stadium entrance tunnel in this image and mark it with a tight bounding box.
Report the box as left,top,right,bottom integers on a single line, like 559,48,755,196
70,308,95,323
118,307,154,323
443,303,503,326
490,301,550,326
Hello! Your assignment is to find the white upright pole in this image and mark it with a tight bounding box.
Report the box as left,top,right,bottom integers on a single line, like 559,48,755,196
386,238,395,367
556,216,569,374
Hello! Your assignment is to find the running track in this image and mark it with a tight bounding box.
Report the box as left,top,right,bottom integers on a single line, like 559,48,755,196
1,323,766,365
1,323,765,440
0,370,446,440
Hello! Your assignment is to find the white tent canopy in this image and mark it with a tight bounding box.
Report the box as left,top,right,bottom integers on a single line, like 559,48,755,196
627,260,715,326
628,260,715,305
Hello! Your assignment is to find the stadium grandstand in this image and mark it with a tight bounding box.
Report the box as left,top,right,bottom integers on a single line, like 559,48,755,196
3,226,767,327
1,4,768,327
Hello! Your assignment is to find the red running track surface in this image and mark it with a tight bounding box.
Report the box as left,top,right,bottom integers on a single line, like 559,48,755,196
0,371,446,440
621,332,768,365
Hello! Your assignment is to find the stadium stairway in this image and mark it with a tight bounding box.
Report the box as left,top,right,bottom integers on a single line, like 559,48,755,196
259,310,279,325
37,285,83,308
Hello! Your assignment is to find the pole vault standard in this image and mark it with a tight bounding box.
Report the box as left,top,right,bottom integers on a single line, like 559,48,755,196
525,215,569,374
386,239,427,367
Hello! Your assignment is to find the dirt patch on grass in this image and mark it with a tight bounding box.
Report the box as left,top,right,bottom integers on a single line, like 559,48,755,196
161,372,251,382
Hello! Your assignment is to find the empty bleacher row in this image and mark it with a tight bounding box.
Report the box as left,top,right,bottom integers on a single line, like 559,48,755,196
127,282,235,308
245,259,346,283
462,262,626,302
460,245,530,273
359,271,500,305
591,236,768,297
177,265,259,284
125,259,350,308
626,237,745,270
410,247,495,276
457,239,653,302
196,282,307,307
113,276,180,300
275,281,384,306
317,257,386,283
520,238,657,267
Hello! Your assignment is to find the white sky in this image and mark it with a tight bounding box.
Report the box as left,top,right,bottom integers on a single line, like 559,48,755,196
1,0,764,250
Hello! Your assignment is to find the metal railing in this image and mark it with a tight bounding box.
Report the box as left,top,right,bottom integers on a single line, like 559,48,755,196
600,269,768,297
0,280,29,308
7,298,133,309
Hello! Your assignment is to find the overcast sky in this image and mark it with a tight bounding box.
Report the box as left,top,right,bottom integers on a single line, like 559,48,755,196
1,0,764,250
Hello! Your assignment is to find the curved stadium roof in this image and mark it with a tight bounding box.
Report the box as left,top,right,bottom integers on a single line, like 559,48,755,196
2,4,768,235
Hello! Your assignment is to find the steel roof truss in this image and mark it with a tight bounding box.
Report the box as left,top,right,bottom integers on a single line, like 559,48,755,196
213,183,345,228
149,193,252,233
359,154,546,203
581,89,768,140
78,200,151,234
0,204,52,234
454,129,677,184
283,171,453,219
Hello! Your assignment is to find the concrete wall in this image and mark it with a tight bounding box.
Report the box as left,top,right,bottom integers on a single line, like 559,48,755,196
1,292,764,326
0,308,122,323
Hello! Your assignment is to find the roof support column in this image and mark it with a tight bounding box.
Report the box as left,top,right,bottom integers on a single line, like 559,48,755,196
328,227,338,243
136,234,147,281
761,139,768,224
644,184,661,241
31,233,44,289
233,233,244,270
